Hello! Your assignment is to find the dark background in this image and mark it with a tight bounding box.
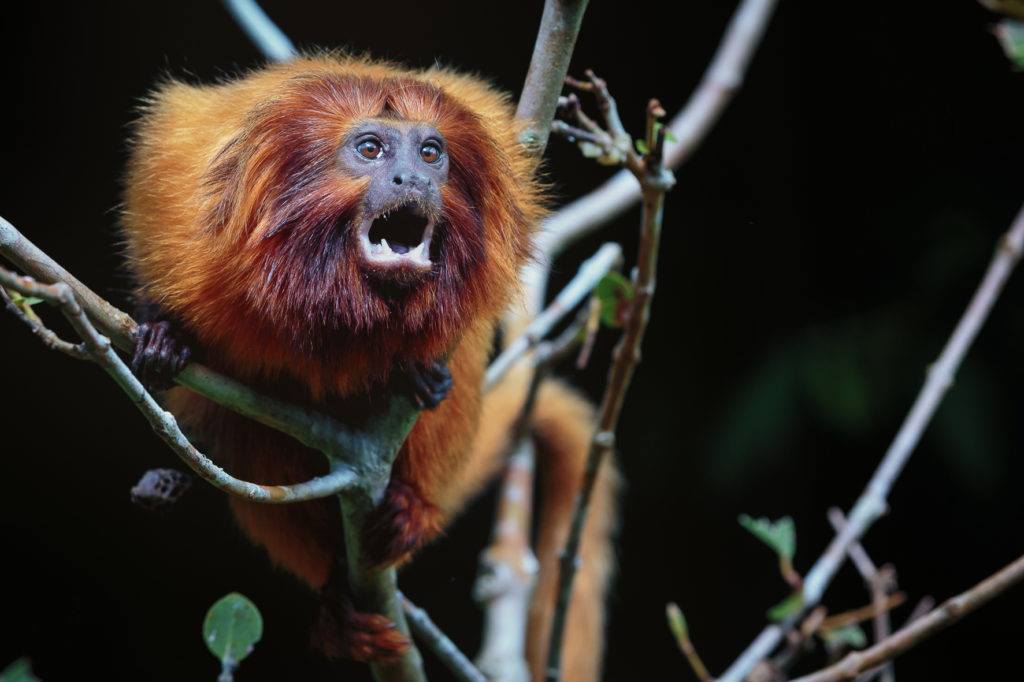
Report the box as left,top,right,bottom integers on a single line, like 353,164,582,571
2,1,1023,680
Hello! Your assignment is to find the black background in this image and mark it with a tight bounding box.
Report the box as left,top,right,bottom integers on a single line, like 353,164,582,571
2,1,1024,680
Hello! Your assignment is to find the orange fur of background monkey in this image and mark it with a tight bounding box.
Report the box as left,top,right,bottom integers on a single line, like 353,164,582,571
121,54,618,681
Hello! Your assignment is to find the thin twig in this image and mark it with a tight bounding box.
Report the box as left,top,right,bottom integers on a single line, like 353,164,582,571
400,593,487,682
0,266,363,503
829,508,896,682
537,0,779,258
544,89,675,681
1,285,88,360
221,0,296,62
485,242,622,391
792,553,1024,682
905,596,936,625
666,603,713,682
818,594,905,632
771,607,827,674
718,203,1024,682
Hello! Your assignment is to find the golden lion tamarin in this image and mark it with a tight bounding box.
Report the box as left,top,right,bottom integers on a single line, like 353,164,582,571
120,54,618,681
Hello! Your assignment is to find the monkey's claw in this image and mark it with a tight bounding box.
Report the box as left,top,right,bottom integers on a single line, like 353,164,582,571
362,479,444,567
316,598,410,662
401,359,452,410
131,320,192,390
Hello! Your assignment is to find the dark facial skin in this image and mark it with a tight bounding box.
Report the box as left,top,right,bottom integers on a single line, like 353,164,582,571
339,120,449,215
339,120,450,276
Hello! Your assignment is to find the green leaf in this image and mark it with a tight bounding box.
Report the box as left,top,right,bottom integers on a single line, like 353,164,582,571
766,591,804,621
995,19,1024,69
594,271,634,328
665,602,689,640
203,593,263,665
0,659,40,682
738,514,796,561
634,138,649,155
7,291,43,307
821,624,868,650
663,128,678,143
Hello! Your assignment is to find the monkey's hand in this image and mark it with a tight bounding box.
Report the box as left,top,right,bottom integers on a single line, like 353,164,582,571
131,319,192,390
362,478,445,567
314,595,410,662
397,359,452,410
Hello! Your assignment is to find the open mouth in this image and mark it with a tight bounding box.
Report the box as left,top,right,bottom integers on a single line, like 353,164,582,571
358,203,435,272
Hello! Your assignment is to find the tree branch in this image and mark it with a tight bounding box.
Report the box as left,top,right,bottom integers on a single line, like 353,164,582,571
0,216,419,482
222,0,296,62
537,0,779,258
1,285,89,360
0,217,426,680
718,202,1024,682
515,0,591,157
544,89,675,681
791,553,1024,682
400,593,487,682
828,508,896,682
485,242,621,390
0,265,364,502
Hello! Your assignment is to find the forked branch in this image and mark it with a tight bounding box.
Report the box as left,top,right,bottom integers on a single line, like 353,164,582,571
718,202,1024,681
544,77,675,682
792,552,1024,682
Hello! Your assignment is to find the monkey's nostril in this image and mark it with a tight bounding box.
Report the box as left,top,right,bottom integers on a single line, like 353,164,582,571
393,175,404,185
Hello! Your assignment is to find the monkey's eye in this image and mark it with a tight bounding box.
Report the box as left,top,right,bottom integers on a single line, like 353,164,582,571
356,138,384,159
420,143,442,164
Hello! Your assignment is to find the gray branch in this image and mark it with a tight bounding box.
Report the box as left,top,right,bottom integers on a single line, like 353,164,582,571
401,593,487,682
222,0,296,62
515,0,591,157
718,202,1024,682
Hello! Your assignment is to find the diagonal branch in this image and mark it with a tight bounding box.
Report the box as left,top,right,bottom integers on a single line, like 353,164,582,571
1,216,425,680
0,215,415,478
222,0,296,62
401,594,487,682
537,0,779,258
828,508,896,682
718,202,1024,682
0,266,361,502
792,552,1024,682
485,242,622,390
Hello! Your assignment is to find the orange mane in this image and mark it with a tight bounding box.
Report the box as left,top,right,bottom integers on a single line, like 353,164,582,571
122,54,544,398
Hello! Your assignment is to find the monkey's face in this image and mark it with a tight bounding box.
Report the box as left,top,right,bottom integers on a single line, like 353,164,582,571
197,67,541,372
339,120,448,282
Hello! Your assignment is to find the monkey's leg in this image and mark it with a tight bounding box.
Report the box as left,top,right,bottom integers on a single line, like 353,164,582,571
313,561,410,662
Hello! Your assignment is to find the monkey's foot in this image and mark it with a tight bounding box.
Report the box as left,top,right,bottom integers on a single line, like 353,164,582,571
399,359,452,410
314,598,410,662
131,320,192,390
362,479,445,567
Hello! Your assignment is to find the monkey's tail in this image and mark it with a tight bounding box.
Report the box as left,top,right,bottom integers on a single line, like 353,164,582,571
462,365,619,682
525,379,620,682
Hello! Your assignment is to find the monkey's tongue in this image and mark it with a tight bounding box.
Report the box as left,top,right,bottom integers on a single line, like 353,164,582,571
360,206,434,271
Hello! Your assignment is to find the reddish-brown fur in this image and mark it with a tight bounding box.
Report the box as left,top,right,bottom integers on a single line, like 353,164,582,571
122,53,617,680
